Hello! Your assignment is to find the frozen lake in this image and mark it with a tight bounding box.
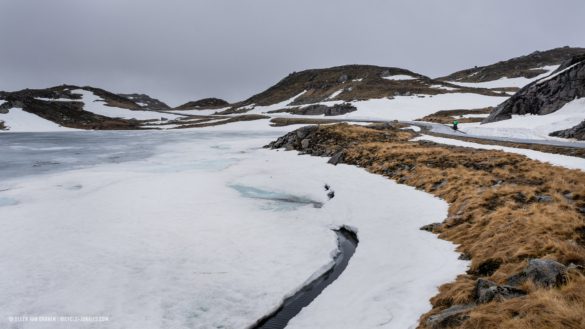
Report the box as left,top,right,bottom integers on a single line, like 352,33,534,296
0,129,466,329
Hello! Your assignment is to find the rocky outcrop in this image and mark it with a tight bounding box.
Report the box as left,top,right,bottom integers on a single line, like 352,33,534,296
175,98,229,110
483,56,585,123
118,93,170,111
426,304,475,329
474,279,525,304
550,119,585,140
506,259,568,288
268,103,357,116
267,125,319,151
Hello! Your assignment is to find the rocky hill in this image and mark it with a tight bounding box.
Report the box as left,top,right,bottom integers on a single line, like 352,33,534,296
118,93,171,111
481,55,585,140
218,65,503,114
175,98,229,110
0,85,185,130
439,46,585,83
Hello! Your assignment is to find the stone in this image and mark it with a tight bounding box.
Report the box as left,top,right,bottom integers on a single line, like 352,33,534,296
300,138,310,150
420,223,442,232
507,259,568,288
426,304,475,329
474,279,525,304
535,194,553,203
328,151,345,165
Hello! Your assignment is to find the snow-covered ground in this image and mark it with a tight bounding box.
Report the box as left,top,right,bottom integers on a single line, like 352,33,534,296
0,128,466,329
0,106,77,132
382,74,416,81
446,65,559,89
72,89,183,121
247,93,504,122
413,135,585,172
460,97,585,141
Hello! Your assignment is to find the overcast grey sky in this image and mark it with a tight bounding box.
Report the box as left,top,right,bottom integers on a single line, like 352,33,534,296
1,0,584,106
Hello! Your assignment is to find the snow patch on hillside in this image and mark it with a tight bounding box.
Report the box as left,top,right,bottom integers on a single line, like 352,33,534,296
382,74,416,81
460,97,585,141
0,107,77,132
72,90,182,121
447,65,559,89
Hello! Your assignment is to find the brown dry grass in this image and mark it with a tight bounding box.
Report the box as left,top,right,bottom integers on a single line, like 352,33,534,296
286,123,585,329
420,108,492,124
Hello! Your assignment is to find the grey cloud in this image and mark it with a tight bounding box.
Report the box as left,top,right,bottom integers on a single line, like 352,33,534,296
1,0,584,106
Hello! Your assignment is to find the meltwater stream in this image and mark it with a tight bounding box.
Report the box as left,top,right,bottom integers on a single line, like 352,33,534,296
252,228,358,329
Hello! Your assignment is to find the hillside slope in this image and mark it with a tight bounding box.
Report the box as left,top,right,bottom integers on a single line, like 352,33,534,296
439,46,585,84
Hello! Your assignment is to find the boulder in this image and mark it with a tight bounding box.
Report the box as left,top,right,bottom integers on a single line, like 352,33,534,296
328,151,345,165
507,259,568,287
474,279,525,304
420,223,442,232
426,304,475,329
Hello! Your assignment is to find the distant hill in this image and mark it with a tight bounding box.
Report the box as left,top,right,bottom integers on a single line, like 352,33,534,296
175,98,229,110
118,93,171,111
219,64,501,114
439,46,585,83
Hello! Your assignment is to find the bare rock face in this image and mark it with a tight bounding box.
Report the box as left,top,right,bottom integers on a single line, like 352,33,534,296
550,119,585,140
506,259,568,288
266,125,319,151
118,93,170,111
474,279,525,304
268,103,357,116
483,56,585,124
426,304,475,329
175,98,229,110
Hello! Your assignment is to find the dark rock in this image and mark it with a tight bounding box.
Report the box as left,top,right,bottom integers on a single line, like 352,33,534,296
550,119,585,140
118,93,170,111
337,74,349,83
513,192,527,203
327,191,335,199
459,253,472,261
475,279,526,304
483,56,585,141
535,194,554,203
426,304,475,329
175,98,229,110
420,223,442,232
328,151,345,165
473,259,502,276
430,180,447,191
269,103,357,116
324,184,330,191
507,259,568,287
296,126,315,139
267,125,319,150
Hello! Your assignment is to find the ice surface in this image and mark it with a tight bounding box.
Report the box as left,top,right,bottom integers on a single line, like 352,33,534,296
0,128,466,329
